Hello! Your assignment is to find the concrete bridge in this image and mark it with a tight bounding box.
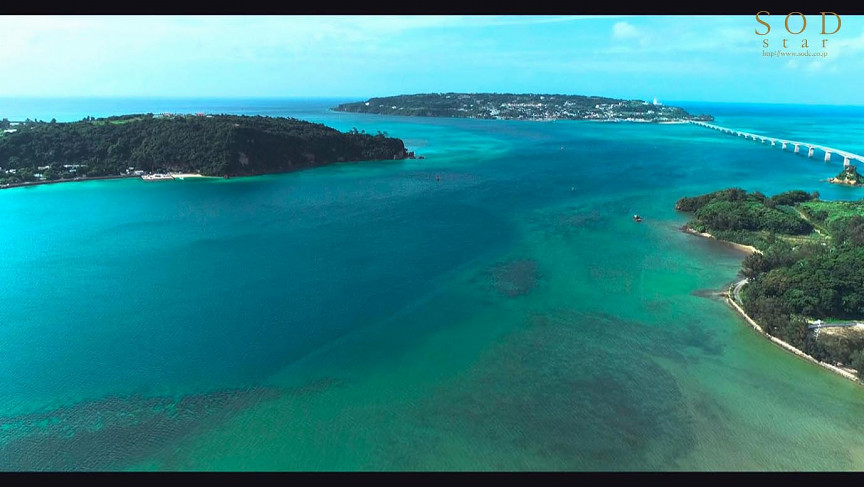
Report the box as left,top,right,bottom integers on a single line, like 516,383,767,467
690,121,864,168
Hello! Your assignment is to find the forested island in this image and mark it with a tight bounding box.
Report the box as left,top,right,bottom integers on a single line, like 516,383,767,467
333,93,714,122
677,188,864,380
0,114,412,187
830,165,864,187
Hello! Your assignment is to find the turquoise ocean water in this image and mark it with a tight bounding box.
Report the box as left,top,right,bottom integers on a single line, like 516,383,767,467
2,98,864,470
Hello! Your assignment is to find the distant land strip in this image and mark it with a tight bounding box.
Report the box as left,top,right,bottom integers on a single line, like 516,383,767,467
333,93,714,123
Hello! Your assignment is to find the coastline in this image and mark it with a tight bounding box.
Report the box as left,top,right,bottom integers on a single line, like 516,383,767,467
827,177,863,187
681,212,861,385
169,172,217,179
724,281,861,385
330,108,705,124
0,174,138,191
681,225,763,255
0,163,401,191
338,114,702,124
1,172,219,191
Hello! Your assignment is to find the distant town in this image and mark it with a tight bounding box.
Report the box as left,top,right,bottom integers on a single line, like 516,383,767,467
333,93,714,123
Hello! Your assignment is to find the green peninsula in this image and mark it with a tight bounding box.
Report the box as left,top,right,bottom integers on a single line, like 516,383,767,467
333,93,714,122
0,114,412,186
677,188,864,379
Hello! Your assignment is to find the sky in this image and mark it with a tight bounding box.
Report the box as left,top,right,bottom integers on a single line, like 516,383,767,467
1,15,863,105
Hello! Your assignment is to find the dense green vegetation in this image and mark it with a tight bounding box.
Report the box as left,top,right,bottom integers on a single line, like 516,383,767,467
675,188,816,249
0,114,410,185
334,93,714,122
677,188,864,378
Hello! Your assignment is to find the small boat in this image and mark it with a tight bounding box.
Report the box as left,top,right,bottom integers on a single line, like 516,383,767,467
633,214,643,223
435,174,441,182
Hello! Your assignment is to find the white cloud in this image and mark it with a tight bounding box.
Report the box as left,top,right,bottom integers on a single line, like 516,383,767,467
0,15,860,101
829,28,864,61
805,61,823,72
612,21,640,40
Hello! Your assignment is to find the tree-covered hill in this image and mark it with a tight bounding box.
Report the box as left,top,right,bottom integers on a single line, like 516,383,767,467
0,114,411,183
675,188,816,250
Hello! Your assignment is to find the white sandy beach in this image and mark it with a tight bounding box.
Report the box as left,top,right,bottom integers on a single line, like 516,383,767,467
169,172,217,179
682,226,762,255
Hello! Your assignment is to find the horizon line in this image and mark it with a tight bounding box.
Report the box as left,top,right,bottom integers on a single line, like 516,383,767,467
3,95,864,109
